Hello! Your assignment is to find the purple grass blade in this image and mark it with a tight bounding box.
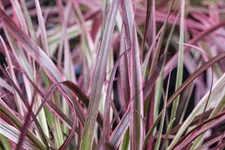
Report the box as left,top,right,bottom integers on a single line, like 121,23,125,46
164,21,225,79
0,67,50,149
141,0,156,62
27,81,77,149
110,110,130,149
119,27,130,108
81,0,119,149
0,8,86,126
145,52,225,147
16,93,37,150
143,55,165,100
101,52,126,149
34,0,49,55
174,111,225,150
0,36,24,116
61,81,104,128
121,0,144,149
129,27,144,150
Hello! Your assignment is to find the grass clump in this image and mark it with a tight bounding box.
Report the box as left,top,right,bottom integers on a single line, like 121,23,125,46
1,0,225,149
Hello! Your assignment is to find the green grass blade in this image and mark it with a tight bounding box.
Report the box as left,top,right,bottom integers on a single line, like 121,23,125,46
80,1,119,149
168,0,186,139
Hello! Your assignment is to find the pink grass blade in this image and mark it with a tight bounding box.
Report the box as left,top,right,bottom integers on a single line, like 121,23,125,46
0,67,50,149
0,120,37,150
154,68,172,150
149,0,175,77
72,1,95,90
176,110,225,145
72,1,94,66
0,36,24,116
0,102,46,150
81,0,119,149
20,70,74,129
130,18,144,150
143,55,165,100
57,0,75,145
35,0,49,55
23,81,77,149
142,29,161,81
144,52,225,148
174,111,225,150
0,8,86,126
101,53,123,149
196,134,225,150
61,81,104,128
153,10,180,128
119,27,130,108
164,21,225,78
32,80,103,129
143,4,175,145
141,0,156,59
31,82,77,150
22,70,85,129
0,77,13,92
20,0,38,42
57,0,75,82
109,110,130,149
16,93,37,150
9,0,28,34
168,0,186,143
121,0,144,149
0,9,62,82
58,112,76,150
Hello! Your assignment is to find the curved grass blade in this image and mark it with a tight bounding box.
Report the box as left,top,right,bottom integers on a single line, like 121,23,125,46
49,89,76,150
58,112,76,150
27,81,77,149
195,133,225,150
174,110,225,150
164,21,225,78
189,74,224,149
0,8,62,85
0,103,46,150
21,71,74,129
23,68,100,132
0,8,86,127
101,52,125,149
16,93,37,150
61,81,104,128
0,36,24,116
144,52,225,148
0,67,50,149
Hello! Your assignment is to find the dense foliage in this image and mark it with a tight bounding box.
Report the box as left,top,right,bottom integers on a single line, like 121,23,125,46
1,0,225,149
